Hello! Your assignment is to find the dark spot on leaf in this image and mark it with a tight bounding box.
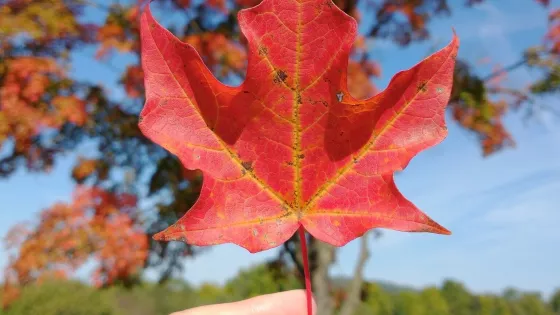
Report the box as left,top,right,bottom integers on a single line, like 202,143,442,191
273,70,288,84
242,161,253,171
296,94,302,104
258,46,268,56
286,161,294,166
321,100,328,107
298,154,305,159
243,90,250,93
417,81,428,93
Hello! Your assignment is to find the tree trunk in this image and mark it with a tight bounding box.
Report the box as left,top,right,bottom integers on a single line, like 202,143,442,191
312,240,336,315
287,231,377,315
338,234,370,315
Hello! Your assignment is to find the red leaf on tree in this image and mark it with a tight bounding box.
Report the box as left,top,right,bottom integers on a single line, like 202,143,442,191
139,0,458,253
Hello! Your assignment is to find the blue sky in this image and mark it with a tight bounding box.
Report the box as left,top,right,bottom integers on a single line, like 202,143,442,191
1,0,559,298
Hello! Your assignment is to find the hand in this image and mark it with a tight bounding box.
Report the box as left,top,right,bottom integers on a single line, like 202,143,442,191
171,290,316,315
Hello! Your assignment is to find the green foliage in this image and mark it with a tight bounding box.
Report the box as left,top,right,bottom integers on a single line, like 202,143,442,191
224,263,300,300
442,279,474,315
421,287,450,315
2,280,115,315
0,269,557,315
196,283,229,305
394,291,428,315
364,283,394,315
515,293,554,315
474,295,496,315
551,288,560,314
531,65,560,94
473,295,515,315
106,281,199,315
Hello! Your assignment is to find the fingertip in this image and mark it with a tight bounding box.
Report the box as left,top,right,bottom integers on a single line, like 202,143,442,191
273,290,317,315
174,290,316,315
245,290,317,315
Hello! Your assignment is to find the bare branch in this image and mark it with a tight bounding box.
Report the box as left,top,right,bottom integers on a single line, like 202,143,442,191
482,57,528,82
369,8,392,37
283,242,305,278
312,241,336,315
338,233,371,315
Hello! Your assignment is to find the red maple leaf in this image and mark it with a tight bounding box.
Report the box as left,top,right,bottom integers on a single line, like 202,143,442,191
139,0,458,253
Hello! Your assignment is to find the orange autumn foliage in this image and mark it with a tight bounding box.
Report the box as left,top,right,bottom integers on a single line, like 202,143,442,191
0,0,82,41
0,57,86,154
96,6,140,58
546,9,560,54
184,32,247,77
2,186,148,307
71,157,99,182
122,65,145,98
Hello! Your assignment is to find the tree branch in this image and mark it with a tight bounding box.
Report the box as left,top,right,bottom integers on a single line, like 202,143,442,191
312,241,336,315
367,1,394,37
338,233,371,315
369,13,392,37
482,57,528,82
283,242,305,278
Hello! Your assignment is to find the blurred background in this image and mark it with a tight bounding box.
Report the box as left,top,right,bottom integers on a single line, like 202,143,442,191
1,0,559,314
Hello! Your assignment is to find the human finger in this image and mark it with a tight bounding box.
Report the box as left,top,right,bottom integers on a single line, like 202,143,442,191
171,289,316,315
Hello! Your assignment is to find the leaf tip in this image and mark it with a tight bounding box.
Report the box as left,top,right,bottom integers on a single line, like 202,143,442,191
425,215,451,235
138,0,154,20
430,222,452,235
152,230,167,241
450,28,460,50
152,224,188,243
440,227,452,235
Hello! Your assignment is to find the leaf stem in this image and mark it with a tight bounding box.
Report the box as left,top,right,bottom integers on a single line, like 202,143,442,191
298,225,313,315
